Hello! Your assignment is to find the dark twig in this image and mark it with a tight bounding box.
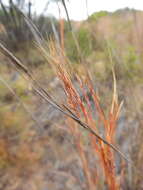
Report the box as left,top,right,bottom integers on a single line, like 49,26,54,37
0,42,131,164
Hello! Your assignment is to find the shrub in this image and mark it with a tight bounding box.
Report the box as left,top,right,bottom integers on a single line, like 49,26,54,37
89,11,109,22
65,27,92,61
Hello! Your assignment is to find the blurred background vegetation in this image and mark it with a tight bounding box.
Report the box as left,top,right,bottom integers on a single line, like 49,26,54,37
0,0,143,189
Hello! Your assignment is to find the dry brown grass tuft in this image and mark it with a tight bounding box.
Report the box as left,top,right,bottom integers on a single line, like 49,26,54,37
44,40,125,189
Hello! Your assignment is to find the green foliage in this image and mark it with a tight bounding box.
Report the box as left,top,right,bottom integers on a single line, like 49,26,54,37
12,77,27,97
78,28,92,55
124,46,138,64
89,11,109,22
65,27,92,61
123,46,141,78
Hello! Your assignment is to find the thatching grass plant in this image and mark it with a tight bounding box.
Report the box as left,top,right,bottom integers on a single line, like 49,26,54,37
41,40,123,189
0,10,130,189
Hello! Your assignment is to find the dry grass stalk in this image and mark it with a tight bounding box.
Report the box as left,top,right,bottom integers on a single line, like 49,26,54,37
0,15,131,189
47,42,124,189
47,42,95,189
